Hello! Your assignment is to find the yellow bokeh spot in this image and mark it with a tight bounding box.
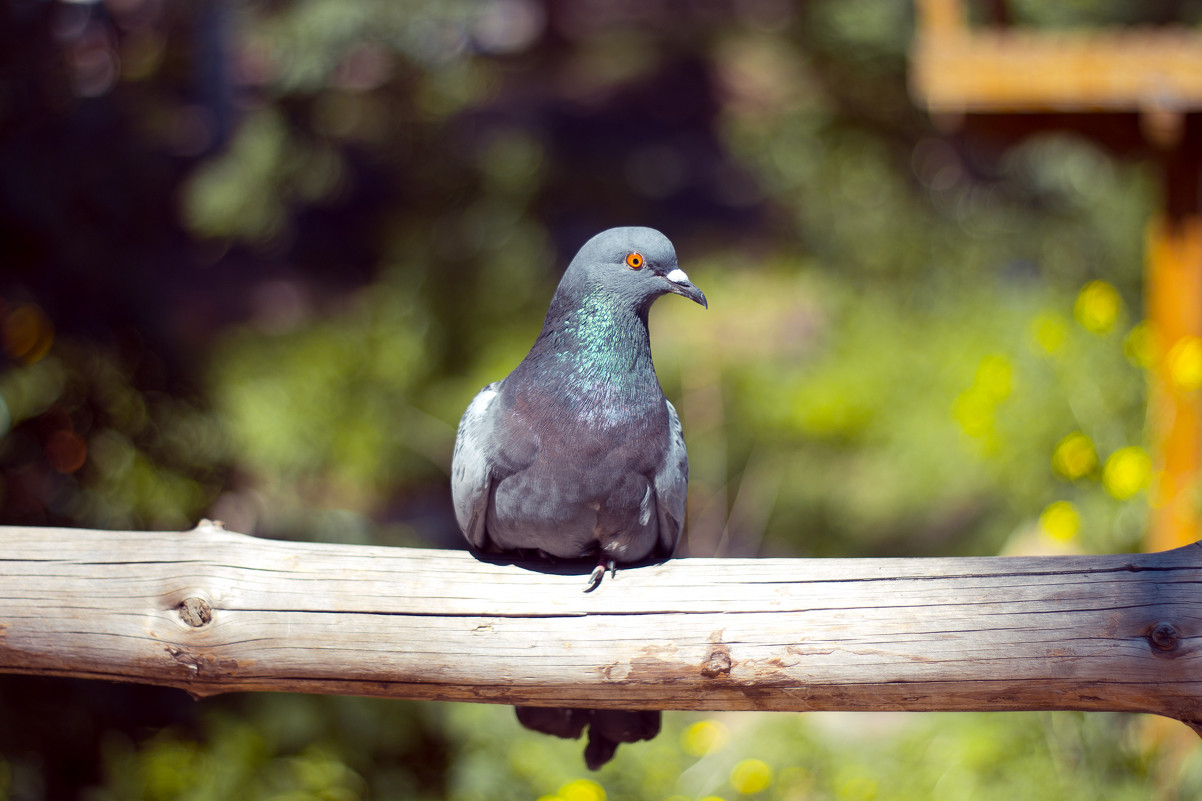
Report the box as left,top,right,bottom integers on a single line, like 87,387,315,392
1051,432,1097,480
1030,312,1069,356
953,354,1016,446
1167,336,1202,391
1103,447,1152,500
1123,322,1156,369
682,720,729,756
837,775,880,801
730,759,773,794
559,779,605,801
1039,501,1080,542
952,391,994,440
974,354,1013,401
1074,280,1123,334
700,796,729,801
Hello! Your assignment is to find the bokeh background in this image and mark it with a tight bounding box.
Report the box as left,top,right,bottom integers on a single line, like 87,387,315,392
2,0,1202,799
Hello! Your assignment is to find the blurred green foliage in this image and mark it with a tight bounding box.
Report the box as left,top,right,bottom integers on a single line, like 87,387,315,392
1,0,1198,797
65,702,1202,801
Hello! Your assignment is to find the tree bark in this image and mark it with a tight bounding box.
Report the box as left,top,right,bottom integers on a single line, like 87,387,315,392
1,522,1199,733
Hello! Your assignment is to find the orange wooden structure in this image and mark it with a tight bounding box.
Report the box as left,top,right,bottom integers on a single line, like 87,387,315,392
910,0,1202,550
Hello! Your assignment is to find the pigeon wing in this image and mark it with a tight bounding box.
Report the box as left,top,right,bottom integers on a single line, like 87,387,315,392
451,382,500,550
653,398,688,556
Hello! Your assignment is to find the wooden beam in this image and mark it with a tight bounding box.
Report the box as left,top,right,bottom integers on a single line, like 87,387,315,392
911,13,1202,114
1147,212,1202,551
1,522,1200,733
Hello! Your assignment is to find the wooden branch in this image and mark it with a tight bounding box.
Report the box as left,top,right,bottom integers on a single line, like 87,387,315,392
2,522,1200,732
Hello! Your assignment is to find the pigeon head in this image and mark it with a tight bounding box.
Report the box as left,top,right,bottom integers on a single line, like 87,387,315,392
561,227,707,314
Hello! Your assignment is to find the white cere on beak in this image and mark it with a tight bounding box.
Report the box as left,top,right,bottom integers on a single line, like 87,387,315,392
666,268,690,284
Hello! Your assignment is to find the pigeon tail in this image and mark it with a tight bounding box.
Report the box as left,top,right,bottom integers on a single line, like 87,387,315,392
583,732,619,771
515,706,589,739
516,707,661,770
585,709,661,769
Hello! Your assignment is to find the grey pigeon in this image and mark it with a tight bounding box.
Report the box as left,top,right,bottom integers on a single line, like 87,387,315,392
451,226,706,768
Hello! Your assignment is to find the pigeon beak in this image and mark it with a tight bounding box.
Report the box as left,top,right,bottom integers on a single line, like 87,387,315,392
664,268,708,309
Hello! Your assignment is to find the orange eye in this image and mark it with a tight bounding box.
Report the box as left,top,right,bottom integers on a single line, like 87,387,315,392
625,252,644,270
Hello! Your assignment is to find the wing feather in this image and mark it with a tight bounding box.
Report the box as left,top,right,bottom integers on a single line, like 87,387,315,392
451,382,500,549
653,398,688,556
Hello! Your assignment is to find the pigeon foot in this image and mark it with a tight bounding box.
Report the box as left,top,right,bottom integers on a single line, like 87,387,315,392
584,558,616,593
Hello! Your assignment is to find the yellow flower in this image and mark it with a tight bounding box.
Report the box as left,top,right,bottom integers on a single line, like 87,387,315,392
1102,447,1152,499
837,775,879,800
1167,336,1202,391
730,759,773,794
682,720,729,756
1039,501,1080,542
1030,312,1069,356
975,354,1013,401
559,779,605,801
1051,432,1097,480
1074,280,1123,334
1123,321,1156,369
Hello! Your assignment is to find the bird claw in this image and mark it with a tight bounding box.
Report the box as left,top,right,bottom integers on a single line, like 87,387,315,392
584,559,616,593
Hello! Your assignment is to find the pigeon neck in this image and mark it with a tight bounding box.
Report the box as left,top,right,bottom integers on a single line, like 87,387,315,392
549,287,652,368
513,285,662,412
504,284,668,430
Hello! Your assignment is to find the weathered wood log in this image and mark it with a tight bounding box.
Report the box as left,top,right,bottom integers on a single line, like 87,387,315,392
1,522,1199,734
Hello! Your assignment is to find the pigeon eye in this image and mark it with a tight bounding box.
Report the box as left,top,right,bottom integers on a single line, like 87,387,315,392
625,252,644,270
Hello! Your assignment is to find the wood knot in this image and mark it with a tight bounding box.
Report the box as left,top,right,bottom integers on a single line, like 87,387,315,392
1147,621,1181,655
1144,615,1182,654
701,645,732,678
178,597,213,628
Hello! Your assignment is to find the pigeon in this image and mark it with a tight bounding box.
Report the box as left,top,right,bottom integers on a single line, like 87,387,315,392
451,226,706,768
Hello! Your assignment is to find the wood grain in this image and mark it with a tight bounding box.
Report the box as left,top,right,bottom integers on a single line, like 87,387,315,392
1,522,1199,730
